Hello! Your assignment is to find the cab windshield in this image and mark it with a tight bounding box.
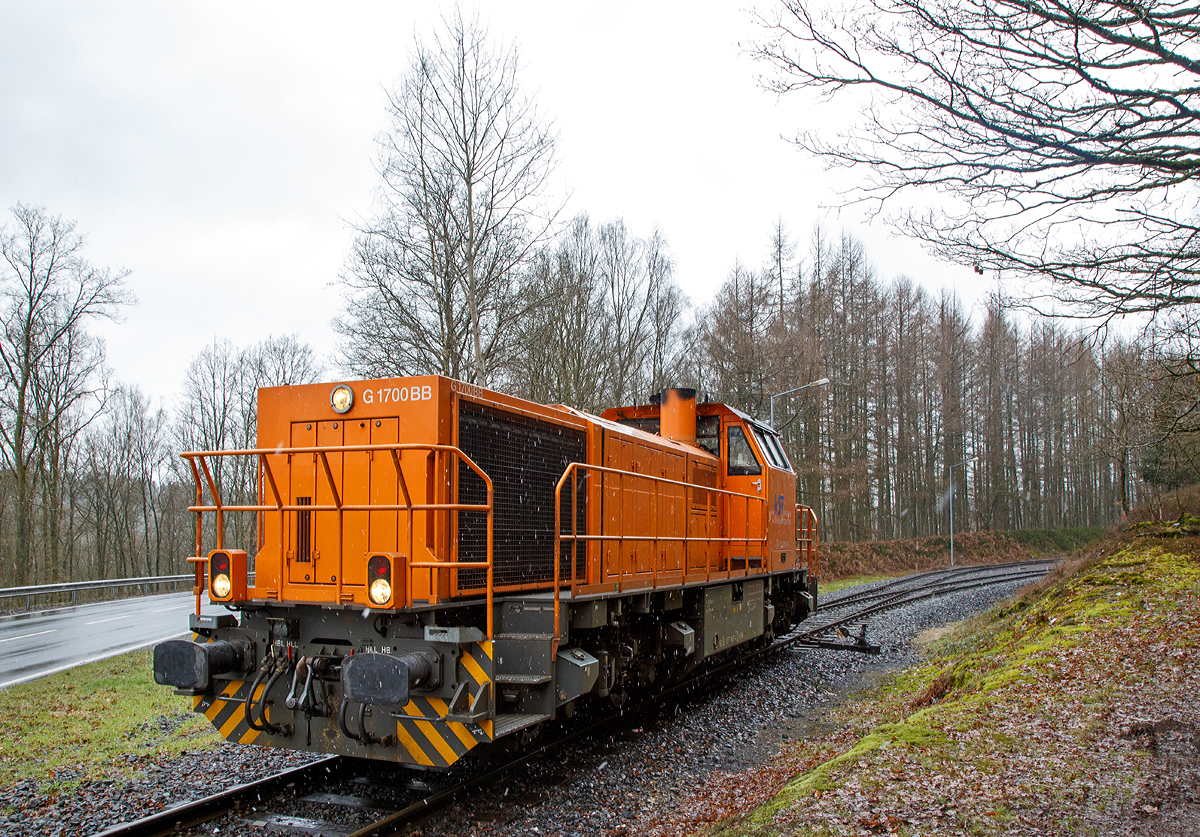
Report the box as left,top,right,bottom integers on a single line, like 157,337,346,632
751,426,792,472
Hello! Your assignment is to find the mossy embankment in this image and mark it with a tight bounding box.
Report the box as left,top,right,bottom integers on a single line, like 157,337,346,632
697,517,1200,836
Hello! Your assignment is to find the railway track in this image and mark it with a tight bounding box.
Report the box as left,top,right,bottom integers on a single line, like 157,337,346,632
98,559,1053,837
795,559,1058,653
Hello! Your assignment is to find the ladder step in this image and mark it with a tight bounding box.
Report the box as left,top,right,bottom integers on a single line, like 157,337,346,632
494,673,552,685
493,712,552,738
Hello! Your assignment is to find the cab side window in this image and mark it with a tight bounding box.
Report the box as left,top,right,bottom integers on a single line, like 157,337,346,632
727,426,762,476
697,415,720,458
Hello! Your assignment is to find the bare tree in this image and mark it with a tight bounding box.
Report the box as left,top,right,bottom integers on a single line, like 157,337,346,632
512,216,611,410
249,333,322,391
338,8,558,385
766,218,796,318
601,219,660,406
700,260,776,416
645,230,688,394
79,387,155,579
0,203,128,585
510,215,688,411
174,335,320,555
755,1,1200,334
33,320,108,583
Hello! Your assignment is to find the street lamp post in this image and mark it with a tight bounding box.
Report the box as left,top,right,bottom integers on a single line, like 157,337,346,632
769,378,830,428
948,456,977,567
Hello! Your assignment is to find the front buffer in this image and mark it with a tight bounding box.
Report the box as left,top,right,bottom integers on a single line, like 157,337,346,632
156,607,501,768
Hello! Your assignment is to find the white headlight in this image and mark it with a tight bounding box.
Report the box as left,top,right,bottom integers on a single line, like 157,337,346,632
212,574,232,599
330,384,354,414
369,578,392,606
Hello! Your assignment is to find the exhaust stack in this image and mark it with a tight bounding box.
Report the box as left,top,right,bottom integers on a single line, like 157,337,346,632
659,387,697,446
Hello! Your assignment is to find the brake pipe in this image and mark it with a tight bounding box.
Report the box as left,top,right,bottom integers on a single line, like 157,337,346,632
259,661,289,734
244,662,272,733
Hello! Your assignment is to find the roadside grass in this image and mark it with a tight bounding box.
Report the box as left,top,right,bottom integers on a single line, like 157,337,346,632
685,527,1200,836
0,648,221,792
820,574,894,594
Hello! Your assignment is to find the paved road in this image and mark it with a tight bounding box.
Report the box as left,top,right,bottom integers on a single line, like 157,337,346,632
0,592,197,689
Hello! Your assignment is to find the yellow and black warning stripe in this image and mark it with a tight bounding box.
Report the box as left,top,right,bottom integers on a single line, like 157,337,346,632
193,678,266,746
460,639,492,689
394,697,477,767
391,639,496,767
188,632,266,747
465,639,495,741
188,637,498,767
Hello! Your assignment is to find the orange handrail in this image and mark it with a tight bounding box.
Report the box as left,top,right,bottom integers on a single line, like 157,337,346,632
795,504,818,580
179,442,496,639
553,461,769,652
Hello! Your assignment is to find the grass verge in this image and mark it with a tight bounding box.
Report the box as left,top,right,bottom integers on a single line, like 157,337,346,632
819,574,895,594
0,648,221,792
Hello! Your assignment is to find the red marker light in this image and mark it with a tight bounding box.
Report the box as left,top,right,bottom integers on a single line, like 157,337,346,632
367,555,393,606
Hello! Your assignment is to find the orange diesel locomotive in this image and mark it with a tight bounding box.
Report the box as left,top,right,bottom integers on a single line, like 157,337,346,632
154,378,818,767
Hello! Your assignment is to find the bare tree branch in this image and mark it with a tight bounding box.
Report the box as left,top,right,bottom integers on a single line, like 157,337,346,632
755,0,1200,334
338,9,559,385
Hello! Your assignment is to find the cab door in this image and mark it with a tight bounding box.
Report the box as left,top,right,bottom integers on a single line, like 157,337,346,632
288,421,317,584
749,425,797,572
311,420,344,585
722,420,767,570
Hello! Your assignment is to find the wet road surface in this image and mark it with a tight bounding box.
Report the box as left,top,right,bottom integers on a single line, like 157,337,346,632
0,592,198,689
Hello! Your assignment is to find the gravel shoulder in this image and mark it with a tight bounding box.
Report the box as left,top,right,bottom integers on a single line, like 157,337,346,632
414,572,1038,837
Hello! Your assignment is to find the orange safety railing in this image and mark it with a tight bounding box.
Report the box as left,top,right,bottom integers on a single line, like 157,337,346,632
553,462,768,652
795,504,818,580
179,443,496,638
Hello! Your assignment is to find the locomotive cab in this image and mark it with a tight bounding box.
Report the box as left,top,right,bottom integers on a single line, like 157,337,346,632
154,377,819,768
605,393,802,576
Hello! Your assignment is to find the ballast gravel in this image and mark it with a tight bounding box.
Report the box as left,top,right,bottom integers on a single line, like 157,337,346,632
418,578,1034,837
0,575,1030,837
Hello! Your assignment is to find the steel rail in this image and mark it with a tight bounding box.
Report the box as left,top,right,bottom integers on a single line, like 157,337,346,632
820,561,1055,613
92,755,343,837
821,559,1058,609
821,570,1032,618
789,563,1054,653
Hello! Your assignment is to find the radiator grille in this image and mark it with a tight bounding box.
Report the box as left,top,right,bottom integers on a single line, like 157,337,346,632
456,402,586,591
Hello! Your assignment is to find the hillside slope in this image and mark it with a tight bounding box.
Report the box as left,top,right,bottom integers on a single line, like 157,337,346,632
666,522,1200,836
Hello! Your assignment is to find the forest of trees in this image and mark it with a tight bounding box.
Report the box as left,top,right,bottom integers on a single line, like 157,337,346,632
2,199,1191,590
686,227,1180,543
2,7,1196,589
0,209,323,590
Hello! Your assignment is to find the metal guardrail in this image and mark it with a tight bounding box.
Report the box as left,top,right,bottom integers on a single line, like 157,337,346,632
0,573,254,610
0,575,193,599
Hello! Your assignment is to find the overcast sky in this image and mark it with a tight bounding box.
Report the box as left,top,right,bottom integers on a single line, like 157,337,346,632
0,1,991,405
